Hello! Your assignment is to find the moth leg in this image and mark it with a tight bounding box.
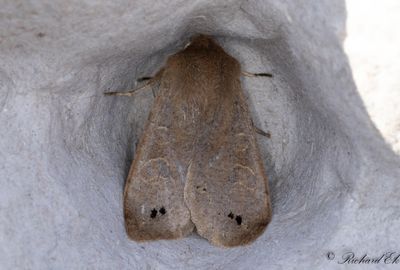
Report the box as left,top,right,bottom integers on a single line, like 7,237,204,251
251,120,271,138
136,76,152,82
241,71,273,78
254,126,271,138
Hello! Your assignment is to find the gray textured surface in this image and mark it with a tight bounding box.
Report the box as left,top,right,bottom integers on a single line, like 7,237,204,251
1,0,399,269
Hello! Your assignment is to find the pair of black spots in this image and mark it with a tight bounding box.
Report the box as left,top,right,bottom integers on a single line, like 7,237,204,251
150,207,166,219
151,205,241,226
105,35,272,247
228,212,243,226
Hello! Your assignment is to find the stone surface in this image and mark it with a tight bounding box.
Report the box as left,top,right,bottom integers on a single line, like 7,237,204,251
1,0,399,269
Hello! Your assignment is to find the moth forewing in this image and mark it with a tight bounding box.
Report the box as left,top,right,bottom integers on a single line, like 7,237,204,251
123,68,194,241
182,38,271,247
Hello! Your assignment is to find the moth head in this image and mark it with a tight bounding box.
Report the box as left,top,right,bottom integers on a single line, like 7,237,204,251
186,35,220,51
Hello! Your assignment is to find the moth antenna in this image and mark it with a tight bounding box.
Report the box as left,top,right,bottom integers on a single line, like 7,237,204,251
104,80,153,96
104,69,164,97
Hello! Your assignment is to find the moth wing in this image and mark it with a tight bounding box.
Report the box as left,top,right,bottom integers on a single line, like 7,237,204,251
184,85,272,247
123,80,194,241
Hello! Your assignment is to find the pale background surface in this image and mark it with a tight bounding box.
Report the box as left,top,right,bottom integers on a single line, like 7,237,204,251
1,0,399,269
345,0,400,154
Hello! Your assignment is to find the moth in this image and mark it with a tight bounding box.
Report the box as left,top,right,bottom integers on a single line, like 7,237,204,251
106,35,272,247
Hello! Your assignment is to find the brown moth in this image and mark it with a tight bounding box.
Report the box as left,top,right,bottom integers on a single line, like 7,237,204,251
116,35,272,247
